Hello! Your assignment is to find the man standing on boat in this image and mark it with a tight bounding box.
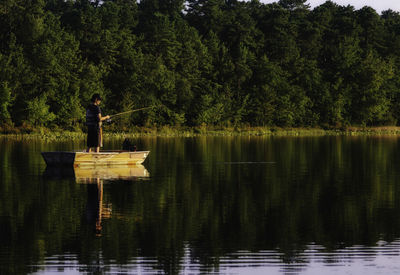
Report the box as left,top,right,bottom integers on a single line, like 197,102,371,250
86,94,110,153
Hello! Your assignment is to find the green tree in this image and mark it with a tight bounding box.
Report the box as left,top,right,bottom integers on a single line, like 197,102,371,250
0,82,12,122
351,53,394,125
26,95,56,126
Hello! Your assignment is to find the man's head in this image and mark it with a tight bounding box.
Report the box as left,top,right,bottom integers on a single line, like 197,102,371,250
91,93,102,105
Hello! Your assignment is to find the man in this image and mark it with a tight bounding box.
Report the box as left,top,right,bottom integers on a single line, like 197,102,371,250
86,94,110,153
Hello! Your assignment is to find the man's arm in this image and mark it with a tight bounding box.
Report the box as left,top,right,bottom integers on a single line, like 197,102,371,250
98,113,110,121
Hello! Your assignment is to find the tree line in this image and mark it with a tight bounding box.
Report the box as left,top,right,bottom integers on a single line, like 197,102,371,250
1,0,400,130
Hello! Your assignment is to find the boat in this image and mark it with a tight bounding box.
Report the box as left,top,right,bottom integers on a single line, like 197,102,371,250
41,150,150,167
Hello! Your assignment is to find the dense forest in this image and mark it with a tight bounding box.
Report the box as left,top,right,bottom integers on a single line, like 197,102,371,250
1,0,400,130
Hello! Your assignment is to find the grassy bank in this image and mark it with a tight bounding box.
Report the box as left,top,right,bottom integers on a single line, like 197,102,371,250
2,125,400,140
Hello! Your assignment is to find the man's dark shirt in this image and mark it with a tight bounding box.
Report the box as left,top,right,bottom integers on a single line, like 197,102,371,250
86,104,101,127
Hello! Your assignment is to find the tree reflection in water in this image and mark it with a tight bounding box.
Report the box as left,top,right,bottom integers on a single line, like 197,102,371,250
1,136,400,274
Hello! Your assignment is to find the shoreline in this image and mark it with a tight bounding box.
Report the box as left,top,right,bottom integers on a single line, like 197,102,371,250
2,126,400,140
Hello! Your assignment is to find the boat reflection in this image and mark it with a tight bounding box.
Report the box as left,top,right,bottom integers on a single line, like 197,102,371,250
74,165,150,184
43,164,150,183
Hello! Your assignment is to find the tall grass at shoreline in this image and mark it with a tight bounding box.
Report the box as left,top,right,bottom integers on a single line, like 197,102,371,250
2,126,400,140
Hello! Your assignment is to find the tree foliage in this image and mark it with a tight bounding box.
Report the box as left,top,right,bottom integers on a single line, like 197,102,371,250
0,0,400,128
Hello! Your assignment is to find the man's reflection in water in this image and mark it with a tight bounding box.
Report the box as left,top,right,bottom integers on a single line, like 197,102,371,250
85,178,112,236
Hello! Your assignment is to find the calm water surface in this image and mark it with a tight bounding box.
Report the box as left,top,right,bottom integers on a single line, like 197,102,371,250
1,136,400,274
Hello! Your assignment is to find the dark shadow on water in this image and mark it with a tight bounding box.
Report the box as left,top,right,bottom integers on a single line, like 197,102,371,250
3,137,400,274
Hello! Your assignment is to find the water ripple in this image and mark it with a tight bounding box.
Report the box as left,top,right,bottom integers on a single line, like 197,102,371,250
29,241,400,275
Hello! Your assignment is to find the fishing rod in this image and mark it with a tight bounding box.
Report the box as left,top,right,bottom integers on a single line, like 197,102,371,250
109,106,154,119
105,106,154,123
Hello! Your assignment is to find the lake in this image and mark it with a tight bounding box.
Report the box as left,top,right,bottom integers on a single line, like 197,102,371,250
1,136,400,274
